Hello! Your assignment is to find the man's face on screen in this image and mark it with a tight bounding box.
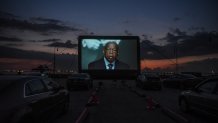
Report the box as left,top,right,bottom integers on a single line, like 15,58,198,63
103,42,118,63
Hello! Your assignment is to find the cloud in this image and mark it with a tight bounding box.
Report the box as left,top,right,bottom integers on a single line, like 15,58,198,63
0,46,78,70
30,17,63,24
169,28,186,36
188,26,205,32
140,40,175,60
160,28,189,44
0,11,19,19
46,40,78,48
176,31,218,56
140,30,218,60
141,58,218,73
30,38,61,42
5,43,23,46
0,36,22,42
0,18,79,32
173,17,181,22
0,12,83,33
0,45,52,61
179,58,218,73
160,33,181,43
124,30,132,36
0,58,52,70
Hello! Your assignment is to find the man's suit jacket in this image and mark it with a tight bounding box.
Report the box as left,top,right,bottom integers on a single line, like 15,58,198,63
88,58,130,70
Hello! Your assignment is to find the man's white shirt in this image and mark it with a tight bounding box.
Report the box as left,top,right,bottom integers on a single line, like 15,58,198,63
104,57,115,70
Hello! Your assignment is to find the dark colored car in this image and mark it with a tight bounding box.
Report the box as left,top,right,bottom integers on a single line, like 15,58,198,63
136,73,162,90
179,77,218,120
0,76,69,123
67,73,93,91
163,73,202,89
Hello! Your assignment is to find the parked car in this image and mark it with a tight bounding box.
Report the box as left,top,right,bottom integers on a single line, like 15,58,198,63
136,73,162,90
67,73,93,91
163,73,202,89
0,75,69,123
179,77,218,120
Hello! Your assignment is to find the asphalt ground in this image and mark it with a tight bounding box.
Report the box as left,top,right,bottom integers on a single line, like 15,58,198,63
126,80,217,123
52,78,92,123
84,80,175,123
52,79,216,123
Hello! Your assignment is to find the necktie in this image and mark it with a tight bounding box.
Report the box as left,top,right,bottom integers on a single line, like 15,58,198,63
108,64,113,70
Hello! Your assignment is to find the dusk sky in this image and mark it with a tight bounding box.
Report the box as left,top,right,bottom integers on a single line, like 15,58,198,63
0,0,218,73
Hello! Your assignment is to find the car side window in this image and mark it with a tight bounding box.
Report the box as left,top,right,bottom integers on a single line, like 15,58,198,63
25,79,46,96
25,84,31,96
43,79,59,91
198,80,217,94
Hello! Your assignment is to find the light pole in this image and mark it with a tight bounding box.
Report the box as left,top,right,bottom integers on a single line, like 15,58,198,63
175,40,178,74
53,47,59,74
209,31,217,74
173,39,179,74
53,47,56,74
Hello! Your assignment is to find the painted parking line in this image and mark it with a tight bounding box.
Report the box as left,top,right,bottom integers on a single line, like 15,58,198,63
131,88,189,123
75,107,89,123
161,106,189,123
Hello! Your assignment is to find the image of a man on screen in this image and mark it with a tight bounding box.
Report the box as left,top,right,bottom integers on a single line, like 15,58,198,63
88,41,130,70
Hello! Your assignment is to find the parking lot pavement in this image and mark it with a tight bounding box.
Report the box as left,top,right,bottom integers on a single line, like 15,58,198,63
85,80,175,123
53,90,92,123
126,81,217,123
51,79,216,123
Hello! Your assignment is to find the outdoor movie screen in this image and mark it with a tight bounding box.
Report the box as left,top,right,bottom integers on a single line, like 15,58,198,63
78,36,140,79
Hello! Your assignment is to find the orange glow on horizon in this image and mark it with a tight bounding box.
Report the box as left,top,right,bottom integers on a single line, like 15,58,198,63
0,58,52,70
141,53,218,70
141,59,173,70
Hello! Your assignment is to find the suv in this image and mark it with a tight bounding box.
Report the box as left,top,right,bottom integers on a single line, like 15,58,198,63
67,73,93,91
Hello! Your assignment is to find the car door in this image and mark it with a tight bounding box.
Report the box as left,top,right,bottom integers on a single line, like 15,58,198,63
42,78,67,113
205,79,218,117
24,78,51,120
213,83,218,117
188,79,218,115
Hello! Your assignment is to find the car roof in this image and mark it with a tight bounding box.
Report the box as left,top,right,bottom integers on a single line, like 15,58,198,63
0,75,42,80
0,75,43,91
69,73,89,76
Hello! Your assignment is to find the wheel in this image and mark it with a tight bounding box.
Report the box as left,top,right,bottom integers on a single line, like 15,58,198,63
179,98,189,112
